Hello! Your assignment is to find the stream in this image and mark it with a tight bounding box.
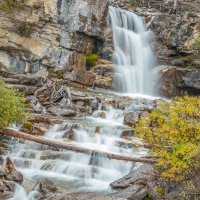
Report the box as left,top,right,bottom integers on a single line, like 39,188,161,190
1,5,158,199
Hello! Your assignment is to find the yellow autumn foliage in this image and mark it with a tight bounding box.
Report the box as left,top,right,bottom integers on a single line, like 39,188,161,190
135,96,200,181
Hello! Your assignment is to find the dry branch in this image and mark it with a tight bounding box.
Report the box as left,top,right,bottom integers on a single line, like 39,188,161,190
1,128,157,164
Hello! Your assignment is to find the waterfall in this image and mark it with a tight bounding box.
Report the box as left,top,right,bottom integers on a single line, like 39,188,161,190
109,7,157,95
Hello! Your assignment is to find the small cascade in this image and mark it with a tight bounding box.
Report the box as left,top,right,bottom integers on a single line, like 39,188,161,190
109,6,157,95
3,102,147,199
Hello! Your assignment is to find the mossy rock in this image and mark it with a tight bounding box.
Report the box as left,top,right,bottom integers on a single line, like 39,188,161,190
157,187,165,195
83,101,89,106
24,104,32,109
56,71,64,79
23,122,33,130
86,54,99,67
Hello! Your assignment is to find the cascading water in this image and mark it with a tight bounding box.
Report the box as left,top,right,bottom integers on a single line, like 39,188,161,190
109,6,157,95
3,103,147,199
0,8,158,199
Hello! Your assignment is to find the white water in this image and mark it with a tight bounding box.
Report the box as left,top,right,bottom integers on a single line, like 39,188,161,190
3,7,158,199
109,6,157,95
5,104,147,199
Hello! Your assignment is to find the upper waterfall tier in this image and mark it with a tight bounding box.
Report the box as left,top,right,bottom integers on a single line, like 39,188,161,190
109,6,157,95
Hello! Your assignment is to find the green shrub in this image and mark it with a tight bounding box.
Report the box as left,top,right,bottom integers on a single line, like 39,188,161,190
0,79,27,129
182,4,190,12
86,54,99,67
14,22,35,38
0,0,24,13
135,96,200,182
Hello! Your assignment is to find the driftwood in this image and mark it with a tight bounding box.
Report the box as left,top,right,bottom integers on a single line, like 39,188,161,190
1,129,157,164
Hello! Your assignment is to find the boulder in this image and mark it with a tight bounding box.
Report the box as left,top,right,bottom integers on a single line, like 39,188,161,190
89,99,98,110
48,105,77,116
157,66,200,97
20,123,45,136
124,112,140,126
39,179,58,194
3,157,23,183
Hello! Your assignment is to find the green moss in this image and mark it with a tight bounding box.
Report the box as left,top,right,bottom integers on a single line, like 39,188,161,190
182,4,190,12
157,187,165,195
24,104,32,108
86,54,99,67
83,101,89,106
56,72,64,79
23,122,33,130
38,97,47,103
167,27,172,32
14,22,35,38
142,196,152,200
0,0,24,13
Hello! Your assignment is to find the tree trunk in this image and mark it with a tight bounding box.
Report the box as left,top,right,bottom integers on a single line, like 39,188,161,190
1,128,157,164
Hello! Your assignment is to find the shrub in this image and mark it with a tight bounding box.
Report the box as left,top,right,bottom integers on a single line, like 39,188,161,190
86,54,99,67
135,96,200,182
14,22,35,38
182,4,190,12
0,79,27,129
0,0,24,13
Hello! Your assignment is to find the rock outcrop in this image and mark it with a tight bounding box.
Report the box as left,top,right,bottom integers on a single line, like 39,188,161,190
0,0,109,86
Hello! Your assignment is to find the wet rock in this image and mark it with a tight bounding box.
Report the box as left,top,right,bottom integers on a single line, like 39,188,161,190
97,111,106,119
30,98,45,113
124,112,139,126
154,99,165,106
72,96,95,102
20,123,44,136
48,105,77,116
4,181,16,192
76,105,92,115
0,191,14,200
0,156,4,165
89,99,98,110
109,184,148,200
140,111,150,119
0,170,5,177
104,98,114,104
46,192,105,200
121,129,134,137
39,179,58,194
157,66,200,97
110,164,155,190
76,101,84,106
4,157,23,183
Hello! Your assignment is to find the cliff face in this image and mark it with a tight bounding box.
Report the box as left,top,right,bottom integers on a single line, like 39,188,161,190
1,0,200,97
0,0,108,86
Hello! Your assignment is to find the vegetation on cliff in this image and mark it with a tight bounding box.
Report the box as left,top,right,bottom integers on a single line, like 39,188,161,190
0,0,24,13
0,79,27,129
14,21,35,38
135,96,200,181
86,54,99,67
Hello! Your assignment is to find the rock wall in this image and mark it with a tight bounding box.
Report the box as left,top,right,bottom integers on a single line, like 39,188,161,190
0,0,109,86
149,5,200,97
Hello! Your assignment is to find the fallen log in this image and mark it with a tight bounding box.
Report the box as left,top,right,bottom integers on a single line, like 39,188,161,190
1,128,157,164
